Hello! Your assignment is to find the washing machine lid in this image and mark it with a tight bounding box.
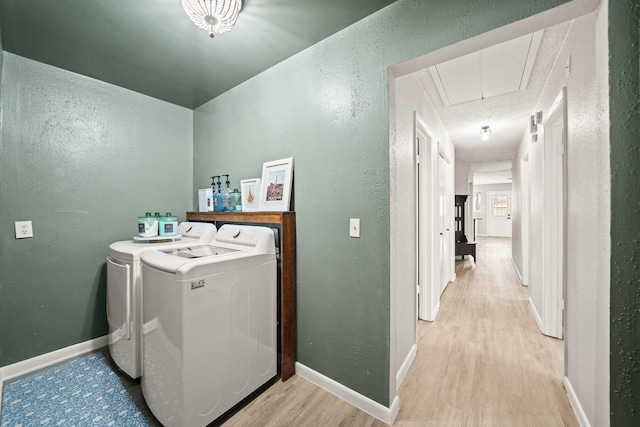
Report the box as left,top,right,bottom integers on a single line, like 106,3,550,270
179,222,217,241
141,244,243,274
161,245,237,259
109,222,217,260
212,224,276,254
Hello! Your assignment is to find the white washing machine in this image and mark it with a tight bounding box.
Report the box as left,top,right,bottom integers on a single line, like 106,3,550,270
140,224,277,427
106,221,217,379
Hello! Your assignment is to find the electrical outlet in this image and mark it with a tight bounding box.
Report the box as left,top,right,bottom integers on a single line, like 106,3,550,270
15,221,33,239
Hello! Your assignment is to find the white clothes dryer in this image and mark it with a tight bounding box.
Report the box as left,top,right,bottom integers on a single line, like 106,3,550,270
140,224,277,427
106,221,217,379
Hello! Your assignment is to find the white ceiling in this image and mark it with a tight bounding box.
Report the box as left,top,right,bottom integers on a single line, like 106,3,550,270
428,31,543,107
414,20,572,165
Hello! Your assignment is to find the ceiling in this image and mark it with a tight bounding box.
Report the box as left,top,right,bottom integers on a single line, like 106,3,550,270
415,20,572,165
473,169,513,186
0,0,398,109
1,1,573,176
427,31,543,107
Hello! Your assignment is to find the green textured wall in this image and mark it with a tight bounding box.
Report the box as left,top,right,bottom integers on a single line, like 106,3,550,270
609,0,640,424
193,0,570,406
0,6,3,85
0,54,193,366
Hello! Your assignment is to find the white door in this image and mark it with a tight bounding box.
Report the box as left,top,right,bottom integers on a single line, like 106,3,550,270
487,191,512,237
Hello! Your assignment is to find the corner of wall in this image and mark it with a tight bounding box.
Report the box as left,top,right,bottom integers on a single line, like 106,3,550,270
608,0,639,424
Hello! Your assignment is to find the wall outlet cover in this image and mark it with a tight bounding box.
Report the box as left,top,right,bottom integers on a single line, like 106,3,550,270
15,221,33,239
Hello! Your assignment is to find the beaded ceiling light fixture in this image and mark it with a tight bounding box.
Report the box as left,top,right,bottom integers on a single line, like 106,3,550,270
181,0,242,38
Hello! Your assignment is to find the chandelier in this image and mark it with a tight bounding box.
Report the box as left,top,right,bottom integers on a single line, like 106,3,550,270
181,0,242,39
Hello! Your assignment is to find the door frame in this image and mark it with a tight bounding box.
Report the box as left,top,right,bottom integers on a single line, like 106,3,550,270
541,88,567,339
415,113,439,321
438,146,452,295
520,153,530,286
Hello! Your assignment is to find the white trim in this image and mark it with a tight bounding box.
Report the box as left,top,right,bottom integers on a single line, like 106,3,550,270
563,376,591,427
540,87,566,340
415,113,437,323
450,273,457,283
296,362,399,425
520,30,544,90
389,395,400,424
511,257,525,285
396,344,417,391
529,296,543,332
0,336,108,383
423,301,440,322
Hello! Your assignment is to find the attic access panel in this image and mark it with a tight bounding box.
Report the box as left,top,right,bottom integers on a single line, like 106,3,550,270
429,31,544,106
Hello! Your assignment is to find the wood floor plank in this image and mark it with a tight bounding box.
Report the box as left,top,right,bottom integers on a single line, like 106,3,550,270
392,237,577,426
222,237,578,426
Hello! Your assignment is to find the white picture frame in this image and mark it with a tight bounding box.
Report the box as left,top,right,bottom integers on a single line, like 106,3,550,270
240,178,261,212
258,157,294,212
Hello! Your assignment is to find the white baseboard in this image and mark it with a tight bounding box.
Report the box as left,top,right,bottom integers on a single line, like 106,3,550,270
528,297,543,332
563,376,591,427
396,344,417,391
295,362,399,425
0,336,107,420
511,258,524,284
389,395,400,424
423,301,440,322
450,273,457,282
0,336,108,383
432,301,440,321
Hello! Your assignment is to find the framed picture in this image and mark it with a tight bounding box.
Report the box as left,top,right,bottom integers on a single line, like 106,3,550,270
259,157,294,212
240,178,261,212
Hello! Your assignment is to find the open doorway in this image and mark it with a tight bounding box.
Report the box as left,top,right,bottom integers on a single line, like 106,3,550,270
389,2,608,425
391,6,575,402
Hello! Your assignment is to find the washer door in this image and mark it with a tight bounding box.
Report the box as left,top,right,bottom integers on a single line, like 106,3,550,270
106,257,131,340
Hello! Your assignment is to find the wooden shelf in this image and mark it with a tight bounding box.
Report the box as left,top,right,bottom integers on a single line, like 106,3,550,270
186,211,296,381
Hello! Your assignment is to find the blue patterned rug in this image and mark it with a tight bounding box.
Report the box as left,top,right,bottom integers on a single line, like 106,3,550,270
1,352,149,427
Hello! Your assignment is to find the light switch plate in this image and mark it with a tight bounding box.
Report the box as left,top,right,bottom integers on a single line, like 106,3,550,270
349,218,360,238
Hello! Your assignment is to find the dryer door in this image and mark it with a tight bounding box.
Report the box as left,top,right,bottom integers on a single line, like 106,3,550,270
107,257,131,340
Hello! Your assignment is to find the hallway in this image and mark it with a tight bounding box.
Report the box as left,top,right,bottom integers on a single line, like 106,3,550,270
393,237,577,426
222,237,578,426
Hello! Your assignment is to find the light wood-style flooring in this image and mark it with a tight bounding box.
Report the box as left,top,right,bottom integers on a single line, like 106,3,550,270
223,237,578,426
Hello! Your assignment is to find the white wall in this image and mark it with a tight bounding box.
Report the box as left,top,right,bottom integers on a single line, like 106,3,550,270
511,5,610,425
468,161,512,177
592,1,610,424
390,73,454,392
455,161,470,195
